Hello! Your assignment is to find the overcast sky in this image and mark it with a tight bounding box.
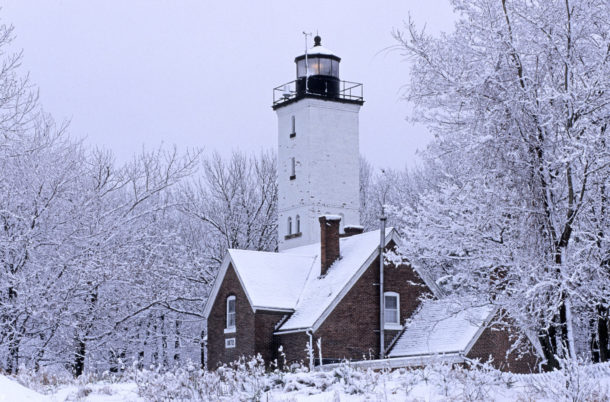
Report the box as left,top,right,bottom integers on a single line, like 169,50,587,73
3,1,456,169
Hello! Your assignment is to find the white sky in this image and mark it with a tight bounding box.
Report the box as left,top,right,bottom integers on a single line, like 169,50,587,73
3,1,456,169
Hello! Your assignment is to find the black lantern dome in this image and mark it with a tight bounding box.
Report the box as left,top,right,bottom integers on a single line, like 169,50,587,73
272,35,363,109
294,36,341,98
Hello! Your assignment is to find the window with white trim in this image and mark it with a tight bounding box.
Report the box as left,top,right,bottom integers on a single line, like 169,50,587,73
287,216,292,235
384,292,401,329
296,215,300,234
225,338,236,348
226,295,236,332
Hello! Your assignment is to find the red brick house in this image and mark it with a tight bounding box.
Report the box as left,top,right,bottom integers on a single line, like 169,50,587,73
203,216,542,373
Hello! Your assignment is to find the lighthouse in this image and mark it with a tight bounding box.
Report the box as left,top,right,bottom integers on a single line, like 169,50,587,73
273,35,364,251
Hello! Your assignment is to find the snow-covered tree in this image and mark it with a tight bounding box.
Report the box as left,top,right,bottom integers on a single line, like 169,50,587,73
180,150,278,267
359,156,435,232
394,0,610,368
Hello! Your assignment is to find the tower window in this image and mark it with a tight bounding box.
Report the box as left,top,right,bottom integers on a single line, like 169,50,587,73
226,295,236,332
290,116,296,138
290,158,296,180
284,215,302,240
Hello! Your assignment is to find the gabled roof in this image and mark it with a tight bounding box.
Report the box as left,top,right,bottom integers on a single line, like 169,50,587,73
387,300,494,358
202,250,316,317
228,249,317,311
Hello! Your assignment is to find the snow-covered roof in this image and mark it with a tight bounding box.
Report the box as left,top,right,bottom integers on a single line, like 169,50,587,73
388,300,494,358
228,249,316,311
277,229,392,331
319,214,342,221
304,44,336,57
204,228,438,332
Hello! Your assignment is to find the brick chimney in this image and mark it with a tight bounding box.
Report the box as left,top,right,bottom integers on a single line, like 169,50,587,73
319,215,341,276
341,225,364,238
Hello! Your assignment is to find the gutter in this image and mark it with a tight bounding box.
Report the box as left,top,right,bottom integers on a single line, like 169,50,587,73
317,353,466,371
273,327,309,335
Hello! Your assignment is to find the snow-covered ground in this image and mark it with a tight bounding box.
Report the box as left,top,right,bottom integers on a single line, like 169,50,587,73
0,375,141,401
2,360,610,401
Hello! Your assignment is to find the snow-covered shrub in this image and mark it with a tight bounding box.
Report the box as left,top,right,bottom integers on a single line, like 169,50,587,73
75,386,93,399
393,368,420,398
135,355,273,401
448,361,508,401
330,363,379,395
527,358,610,402
10,356,610,401
15,366,74,394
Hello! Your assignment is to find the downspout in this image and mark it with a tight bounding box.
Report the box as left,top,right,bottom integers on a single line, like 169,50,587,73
379,207,387,359
306,328,314,371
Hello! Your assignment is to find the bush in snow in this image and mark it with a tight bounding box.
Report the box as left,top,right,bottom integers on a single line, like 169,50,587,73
14,366,74,394
135,355,273,401
527,358,610,402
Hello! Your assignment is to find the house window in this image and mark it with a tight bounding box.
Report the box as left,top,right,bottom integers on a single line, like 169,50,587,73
287,217,292,235
225,338,236,348
290,158,296,180
290,116,296,138
384,292,401,329
296,215,300,234
225,295,236,332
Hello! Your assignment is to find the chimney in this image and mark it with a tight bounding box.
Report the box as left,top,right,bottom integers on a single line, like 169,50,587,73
341,225,364,237
319,215,341,275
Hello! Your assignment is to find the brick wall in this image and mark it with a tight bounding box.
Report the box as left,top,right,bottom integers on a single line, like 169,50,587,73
384,250,432,328
314,256,379,361
466,318,541,373
207,264,255,369
314,247,430,361
275,332,309,364
273,241,430,364
255,311,285,364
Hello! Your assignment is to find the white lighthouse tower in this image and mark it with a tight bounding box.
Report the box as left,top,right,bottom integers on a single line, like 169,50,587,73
273,35,364,251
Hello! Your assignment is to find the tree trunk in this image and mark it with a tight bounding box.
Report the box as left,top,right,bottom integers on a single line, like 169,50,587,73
539,326,560,370
152,319,158,365
72,338,86,377
6,329,20,374
160,314,168,367
598,305,609,362
558,297,571,356
173,319,181,364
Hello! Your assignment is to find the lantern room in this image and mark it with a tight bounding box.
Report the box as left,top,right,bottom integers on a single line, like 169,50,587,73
272,35,363,109
294,35,341,98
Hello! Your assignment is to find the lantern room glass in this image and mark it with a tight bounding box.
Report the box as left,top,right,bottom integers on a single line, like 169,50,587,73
297,57,339,78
